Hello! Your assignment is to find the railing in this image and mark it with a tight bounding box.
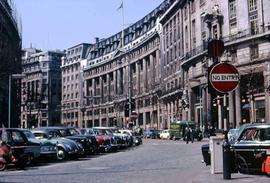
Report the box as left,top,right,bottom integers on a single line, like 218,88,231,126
185,42,208,60
223,27,270,43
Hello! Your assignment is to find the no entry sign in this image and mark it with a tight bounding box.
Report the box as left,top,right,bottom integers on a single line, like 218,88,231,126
209,63,240,93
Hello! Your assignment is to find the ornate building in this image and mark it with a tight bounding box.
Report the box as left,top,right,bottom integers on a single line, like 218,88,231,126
61,43,91,127
0,0,21,127
160,0,270,131
21,48,64,128
61,0,270,130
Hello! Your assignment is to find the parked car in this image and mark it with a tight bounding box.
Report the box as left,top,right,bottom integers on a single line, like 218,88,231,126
0,128,40,166
92,127,118,151
31,129,84,160
21,129,56,160
85,128,112,152
231,123,270,175
37,127,92,155
160,130,170,140
109,127,132,147
144,129,159,139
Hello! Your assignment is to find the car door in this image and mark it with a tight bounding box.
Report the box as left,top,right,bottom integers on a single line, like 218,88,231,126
233,128,263,174
7,130,28,159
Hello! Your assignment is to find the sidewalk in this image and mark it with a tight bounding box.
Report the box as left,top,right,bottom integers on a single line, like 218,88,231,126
192,166,270,183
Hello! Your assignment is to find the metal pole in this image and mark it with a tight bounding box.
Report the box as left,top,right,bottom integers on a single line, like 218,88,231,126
8,75,11,128
199,85,203,131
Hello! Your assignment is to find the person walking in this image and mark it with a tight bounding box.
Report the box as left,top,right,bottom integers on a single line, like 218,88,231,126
185,126,194,144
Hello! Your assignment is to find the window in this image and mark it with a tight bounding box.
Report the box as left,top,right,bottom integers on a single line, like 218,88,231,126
250,14,258,35
10,131,25,143
200,0,205,6
184,6,187,20
239,128,260,141
248,0,257,11
229,0,236,19
250,44,259,59
213,25,218,39
192,20,196,47
191,1,196,13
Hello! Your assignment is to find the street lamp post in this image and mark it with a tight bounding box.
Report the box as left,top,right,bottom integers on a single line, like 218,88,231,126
8,74,25,128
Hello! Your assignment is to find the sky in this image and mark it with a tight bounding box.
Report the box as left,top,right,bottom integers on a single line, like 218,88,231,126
13,0,164,50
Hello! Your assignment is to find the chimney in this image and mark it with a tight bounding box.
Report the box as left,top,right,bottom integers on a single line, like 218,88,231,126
95,37,99,43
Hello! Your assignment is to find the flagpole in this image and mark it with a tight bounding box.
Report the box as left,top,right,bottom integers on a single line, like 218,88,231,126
121,0,124,48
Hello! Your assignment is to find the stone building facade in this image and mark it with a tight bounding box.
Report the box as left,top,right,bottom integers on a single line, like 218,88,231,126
160,0,270,130
61,0,270,130
61,43,91,127
0,0,21,127
21,49,64,128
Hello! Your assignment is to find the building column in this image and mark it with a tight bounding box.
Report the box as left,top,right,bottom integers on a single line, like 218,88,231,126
136,62,140,95
235,86,241,127
229,91,235,128
143,112,146,129
123,66,127,95
149,54,154,87
202,87,207,128
264,65,270,122
156,50,161,83
143,58,147,92
157,100,160,129
113,70,117,96
117,69,121,94
107,74,110,101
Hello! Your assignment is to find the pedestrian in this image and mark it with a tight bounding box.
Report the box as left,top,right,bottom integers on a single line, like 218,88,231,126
185,126,194,144
190,127,194,143
185,126,190,144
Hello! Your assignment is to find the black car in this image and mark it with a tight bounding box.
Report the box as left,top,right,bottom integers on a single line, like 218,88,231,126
0,128,40,166
231,123,270,175
21,129,57,160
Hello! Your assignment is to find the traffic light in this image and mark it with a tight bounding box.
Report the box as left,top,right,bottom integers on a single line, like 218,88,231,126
124,103,129,117
125,98,136,117
131,98,135,111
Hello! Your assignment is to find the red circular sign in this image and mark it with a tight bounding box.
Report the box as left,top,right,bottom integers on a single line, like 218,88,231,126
209,63,240,93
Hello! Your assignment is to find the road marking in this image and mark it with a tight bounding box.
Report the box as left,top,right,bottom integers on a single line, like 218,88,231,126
83,167,110,170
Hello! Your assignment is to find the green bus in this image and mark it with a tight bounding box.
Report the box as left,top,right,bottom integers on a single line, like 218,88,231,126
169,121,202,141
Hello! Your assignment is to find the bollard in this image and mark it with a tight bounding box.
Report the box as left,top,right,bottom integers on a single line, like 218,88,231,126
223,140,231,179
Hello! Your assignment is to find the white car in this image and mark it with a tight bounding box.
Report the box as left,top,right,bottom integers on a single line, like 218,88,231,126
160,130,170,140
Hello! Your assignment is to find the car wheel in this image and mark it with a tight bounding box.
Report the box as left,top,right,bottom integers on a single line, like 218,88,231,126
236,155,249,174
0,162,6,171
56,148,67,161
172,136,176,141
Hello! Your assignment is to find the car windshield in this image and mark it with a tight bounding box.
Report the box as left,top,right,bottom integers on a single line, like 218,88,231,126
94,129,107,135
260,128,270,141
69,128,80,135
23,130,36,139
33,132,47,139
239,128,263,141
58,129,72,136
